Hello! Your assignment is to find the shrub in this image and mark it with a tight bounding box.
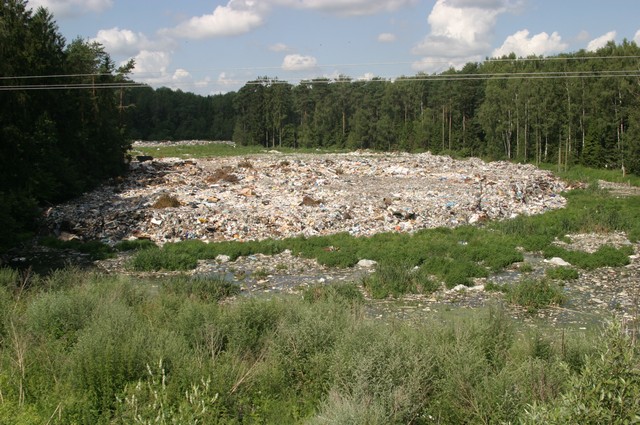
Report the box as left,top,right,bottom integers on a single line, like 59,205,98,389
129,247,198,271
327,322,437,423
68,300,188,421
545,266,579,281
506,278,566,311
0,267,19,291
524,322,640,424
362,262,417,299
160,274,240,302
115,360,222,424
519,262,534,273
303,283,364,304
114,239,156,251
220,299,286,359
25,289,96,345
269,301,348,404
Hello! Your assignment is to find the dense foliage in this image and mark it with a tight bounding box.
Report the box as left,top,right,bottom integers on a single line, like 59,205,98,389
2,266,639,424
124,87,236,141
126,43,640,176
0,0,132,249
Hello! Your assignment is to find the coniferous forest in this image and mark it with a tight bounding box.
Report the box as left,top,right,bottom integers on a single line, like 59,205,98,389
124,43,640,176
0,0,133,249
2,0,640,247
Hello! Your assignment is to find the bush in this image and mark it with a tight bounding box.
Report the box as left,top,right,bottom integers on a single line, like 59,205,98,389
506,278,566,311
68,300,188,420
25,289,96,345
327,322,437,423
220,299,286,359
303,283,364,304
129,247,198,271
362,261,441,298
115,360,222,424
362,262,417,298
160,274,240,302
114,239,156,251
524,322,640,424
545,266,579,281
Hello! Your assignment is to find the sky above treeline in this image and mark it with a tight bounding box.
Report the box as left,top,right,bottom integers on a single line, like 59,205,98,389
26,0,640,95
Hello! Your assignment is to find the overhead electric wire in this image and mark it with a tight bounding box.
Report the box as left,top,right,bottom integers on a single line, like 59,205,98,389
1,54,639,91
0,82,147,91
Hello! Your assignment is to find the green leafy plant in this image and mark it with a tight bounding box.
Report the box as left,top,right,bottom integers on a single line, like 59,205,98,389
160,274,240,302
505,278,566,311
545,266,579,281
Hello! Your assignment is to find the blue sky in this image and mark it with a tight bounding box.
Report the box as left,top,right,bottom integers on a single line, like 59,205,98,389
26,0,640,95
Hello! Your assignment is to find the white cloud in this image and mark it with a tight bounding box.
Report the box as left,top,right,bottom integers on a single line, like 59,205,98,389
161,2,265,39
130,50,172,85
27,0,112,17
357,72,376,81
160,0,417,41
91,27,150,56
273,0,416,17
411,56,473,73
635,30,640,45
217,72,236,86
492,30,568,58
282,54,318,71
587,31,616,51
411,0,519,73
172,69,191,81
269,42,291,52
378,33,397,43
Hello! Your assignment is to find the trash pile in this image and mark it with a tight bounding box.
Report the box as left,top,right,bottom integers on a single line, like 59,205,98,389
45,151,568,245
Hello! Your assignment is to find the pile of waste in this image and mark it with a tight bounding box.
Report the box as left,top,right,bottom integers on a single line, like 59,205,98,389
45,151,568,245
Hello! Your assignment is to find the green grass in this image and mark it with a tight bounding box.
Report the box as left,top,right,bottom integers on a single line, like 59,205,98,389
159,274,241,301
546,266,579,281
131,143,350,159
538,163,640,187
113,239,156,252
4,266,635,424
40,236,115,260
485,277,567,311
362,262,440,299
505,277,566,311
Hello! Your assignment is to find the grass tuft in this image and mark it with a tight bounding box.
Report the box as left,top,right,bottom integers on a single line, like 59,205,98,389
505,277,566,311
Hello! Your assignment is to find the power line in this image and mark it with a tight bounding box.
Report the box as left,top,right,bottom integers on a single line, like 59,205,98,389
1,54,639,91
0,82,147,91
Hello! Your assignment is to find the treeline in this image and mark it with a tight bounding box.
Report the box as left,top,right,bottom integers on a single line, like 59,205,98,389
126,41,640,174
0,0,131,249
124,87,236,141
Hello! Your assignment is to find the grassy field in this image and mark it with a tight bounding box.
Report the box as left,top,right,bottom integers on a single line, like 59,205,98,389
1,267,639,424
130,143,350,159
